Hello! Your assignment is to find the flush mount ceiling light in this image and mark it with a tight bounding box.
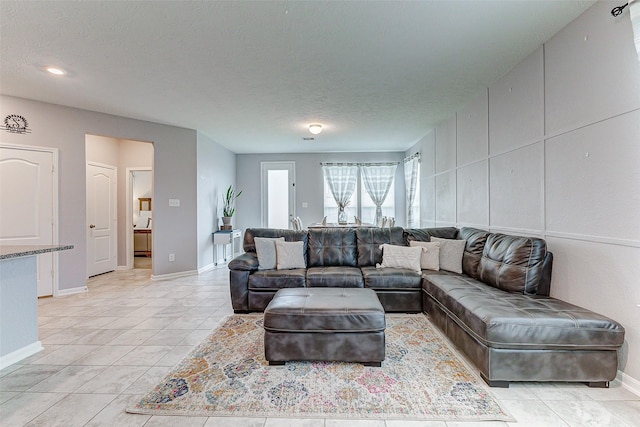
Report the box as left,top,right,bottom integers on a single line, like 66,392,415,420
45,66,66,75
308,124,322,135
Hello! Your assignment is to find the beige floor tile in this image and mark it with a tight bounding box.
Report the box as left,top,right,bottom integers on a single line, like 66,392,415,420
154,345,195,367
122,366,170,395
75,365,149,394
142,329,191,346
203,417,266,427
0,392,67,426
107,329,159,345
500,400,569,426
0,390,20,404
543,399,635,427
29,344,100,365
112,345,173,366
264,418,326,427
73,345,136,366
143,415,209,426
28,365,106,392
24,393,117,427
598,400,640,425
84,393,151,427
0,365,64,391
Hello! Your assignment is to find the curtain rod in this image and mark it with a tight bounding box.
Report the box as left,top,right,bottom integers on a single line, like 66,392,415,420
320,162,399,166
403,152,421,163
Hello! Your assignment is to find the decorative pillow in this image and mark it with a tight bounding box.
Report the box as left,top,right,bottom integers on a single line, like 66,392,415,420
409,241,440,271
275,240,306,270
254,237,284,270
375,244,424,273
430,237,466,274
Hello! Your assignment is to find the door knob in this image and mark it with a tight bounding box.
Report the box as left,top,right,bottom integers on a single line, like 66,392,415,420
89,224,96,229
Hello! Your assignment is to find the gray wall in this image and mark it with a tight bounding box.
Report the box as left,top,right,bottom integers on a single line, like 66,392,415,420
406,1,640,383
0,95,199,287
235,152,406,232
197,131,237,269
86,135,154,267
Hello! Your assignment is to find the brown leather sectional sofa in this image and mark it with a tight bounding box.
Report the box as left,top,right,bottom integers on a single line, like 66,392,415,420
228,226,625,387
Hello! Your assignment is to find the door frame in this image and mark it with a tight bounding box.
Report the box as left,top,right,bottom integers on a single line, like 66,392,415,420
0,143,59,296
260,161,296,228
126,167,153,269
86,161,118,277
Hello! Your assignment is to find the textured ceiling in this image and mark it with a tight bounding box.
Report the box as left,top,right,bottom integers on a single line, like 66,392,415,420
0,1,595,154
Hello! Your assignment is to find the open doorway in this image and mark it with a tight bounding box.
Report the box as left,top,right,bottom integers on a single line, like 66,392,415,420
86,135,153,274
129,168,153,269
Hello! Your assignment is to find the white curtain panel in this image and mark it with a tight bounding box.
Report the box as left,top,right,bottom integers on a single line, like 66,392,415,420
404,155,420,228
322,165,358,211
361,164,397,227
632,0,640,62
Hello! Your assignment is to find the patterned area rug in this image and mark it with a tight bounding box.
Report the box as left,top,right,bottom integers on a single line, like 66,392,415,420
127,314,513,421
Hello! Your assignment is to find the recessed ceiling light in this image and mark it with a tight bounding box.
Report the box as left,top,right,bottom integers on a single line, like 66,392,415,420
46,66,66,75
309,124,322,135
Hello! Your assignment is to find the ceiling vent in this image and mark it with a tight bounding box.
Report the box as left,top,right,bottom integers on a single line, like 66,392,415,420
302,137,315,141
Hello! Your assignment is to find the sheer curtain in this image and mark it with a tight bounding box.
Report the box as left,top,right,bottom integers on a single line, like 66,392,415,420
322,164,358,216
404,153,420,228
632,0,640,62
361,164,397,226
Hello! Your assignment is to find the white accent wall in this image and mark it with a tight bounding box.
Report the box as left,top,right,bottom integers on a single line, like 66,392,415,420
407,1,640,384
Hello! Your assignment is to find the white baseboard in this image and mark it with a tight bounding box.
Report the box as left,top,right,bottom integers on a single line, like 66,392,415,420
617,370,640,397
198,263,215,274
0,341,43,369
151,270,198,281
55,286,88,297
116,265,132,271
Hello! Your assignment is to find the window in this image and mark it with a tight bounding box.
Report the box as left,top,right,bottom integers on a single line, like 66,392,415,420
322,163,396,225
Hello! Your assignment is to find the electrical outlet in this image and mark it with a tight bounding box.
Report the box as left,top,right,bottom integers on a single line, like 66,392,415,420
169,199,180,207
168,253,175,262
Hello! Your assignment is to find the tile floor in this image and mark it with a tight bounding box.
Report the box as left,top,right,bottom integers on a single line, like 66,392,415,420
1,265,639,427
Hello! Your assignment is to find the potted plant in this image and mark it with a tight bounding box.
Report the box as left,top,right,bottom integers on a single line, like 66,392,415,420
222,185,242,227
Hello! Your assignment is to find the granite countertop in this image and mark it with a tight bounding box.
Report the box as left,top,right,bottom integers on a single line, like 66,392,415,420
0,245,74,260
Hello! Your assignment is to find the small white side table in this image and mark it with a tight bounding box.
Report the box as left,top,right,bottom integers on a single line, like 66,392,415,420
213,229,242,265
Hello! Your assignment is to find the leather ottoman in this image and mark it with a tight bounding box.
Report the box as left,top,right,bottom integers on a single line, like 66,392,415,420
263,287,386,366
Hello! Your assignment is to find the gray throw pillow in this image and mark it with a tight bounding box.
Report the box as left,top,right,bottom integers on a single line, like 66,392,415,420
430,237,466,274
275,240,306,270
254,237,284,270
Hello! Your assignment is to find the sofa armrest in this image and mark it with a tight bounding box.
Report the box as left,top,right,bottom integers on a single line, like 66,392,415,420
228,253,259,271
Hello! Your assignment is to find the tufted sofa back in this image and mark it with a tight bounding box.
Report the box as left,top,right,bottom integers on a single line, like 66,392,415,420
356,227,405,267
307,228,358,267
478,233,548,295
243,228,309,256
458,227,490,279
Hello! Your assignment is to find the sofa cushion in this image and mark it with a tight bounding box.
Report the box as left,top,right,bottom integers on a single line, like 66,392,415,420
307,228,358,267
306,266,364,288
248,269,306,290
478,233,547,294
356,227,405,267
459,227,490,279
422,272,625,350
361,266,422,290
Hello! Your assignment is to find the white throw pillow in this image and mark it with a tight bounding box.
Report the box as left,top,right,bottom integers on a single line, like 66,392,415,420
254,237,284,270
275,240,306,270
376,244,424,273
409,241,441,271
430,237,466,274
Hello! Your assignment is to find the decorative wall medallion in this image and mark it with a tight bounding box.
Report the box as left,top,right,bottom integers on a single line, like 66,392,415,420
4,114,31,134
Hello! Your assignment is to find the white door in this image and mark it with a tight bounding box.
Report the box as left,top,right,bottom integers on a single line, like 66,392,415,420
261,161,295,228
0,145,56,296
86,162,117,277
